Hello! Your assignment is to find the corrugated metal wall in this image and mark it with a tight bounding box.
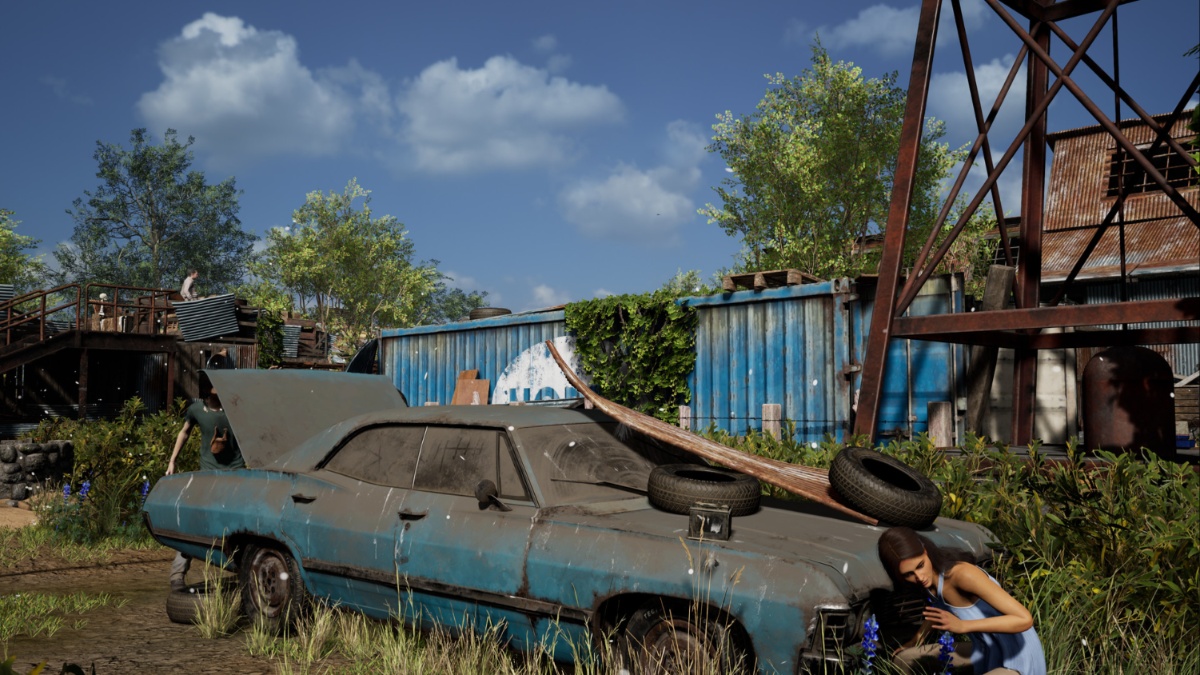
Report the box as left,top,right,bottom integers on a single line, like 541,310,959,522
687,279,854,440
381,312,567,406
688,276,964,442
1086,275,1200,376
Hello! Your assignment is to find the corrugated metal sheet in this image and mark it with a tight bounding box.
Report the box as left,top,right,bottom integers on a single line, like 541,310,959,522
687,276,964,442
1085,276,1200,376
1043,113,1198,281
173,294,240,341
282,324,301,358
381,312,567,406
139,353,168,413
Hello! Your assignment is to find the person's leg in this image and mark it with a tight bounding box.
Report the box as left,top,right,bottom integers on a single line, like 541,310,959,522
981,670,1020,674
892,644,942,674
169,551,191,590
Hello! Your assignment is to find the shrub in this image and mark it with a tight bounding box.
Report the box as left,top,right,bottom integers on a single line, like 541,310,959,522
22,397,198,543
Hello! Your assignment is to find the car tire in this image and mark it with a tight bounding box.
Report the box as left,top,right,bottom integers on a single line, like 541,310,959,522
165,582,213,624
620,599,750,674
240,544,309,633
647,464,761,516
828,446,942,528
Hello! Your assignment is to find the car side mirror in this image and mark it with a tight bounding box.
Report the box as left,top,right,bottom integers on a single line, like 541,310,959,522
475,480,512,512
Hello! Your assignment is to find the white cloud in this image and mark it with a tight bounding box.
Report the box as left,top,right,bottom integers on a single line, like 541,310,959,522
138,13,363,166
929,54,1027,152
531,284,571,307
818,0,987,57
532,35,557,53
558,121,706,245
783,19,811,45
593,288,615,298
42,76,92,106
546,54,573,74
397,56,623,173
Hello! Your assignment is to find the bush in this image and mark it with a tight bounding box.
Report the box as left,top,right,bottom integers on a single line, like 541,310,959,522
22,397,198,544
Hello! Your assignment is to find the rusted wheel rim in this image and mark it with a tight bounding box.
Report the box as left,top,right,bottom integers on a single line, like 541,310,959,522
249,549,290,619
638,617,720,673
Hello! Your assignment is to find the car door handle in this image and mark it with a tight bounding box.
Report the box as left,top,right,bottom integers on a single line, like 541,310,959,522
291,493,317,504
398,509,428,521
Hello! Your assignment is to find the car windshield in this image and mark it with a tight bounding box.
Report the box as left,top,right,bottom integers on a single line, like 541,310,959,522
519,422,701,503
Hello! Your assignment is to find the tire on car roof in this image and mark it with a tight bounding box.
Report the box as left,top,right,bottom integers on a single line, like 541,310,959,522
829,446,942,529
647,464,761,517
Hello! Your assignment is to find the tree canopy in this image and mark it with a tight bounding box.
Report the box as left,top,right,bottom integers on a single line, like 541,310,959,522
251,179,486,355
0,209,49,291
701,44,966,280
55,129,254,293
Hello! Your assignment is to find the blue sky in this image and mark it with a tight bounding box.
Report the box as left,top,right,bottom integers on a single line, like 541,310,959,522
3,1,1196,311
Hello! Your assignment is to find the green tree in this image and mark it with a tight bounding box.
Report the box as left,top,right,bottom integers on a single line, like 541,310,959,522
55,129,254,292
701,43,964,279
252,179,485,355
0,209,49,291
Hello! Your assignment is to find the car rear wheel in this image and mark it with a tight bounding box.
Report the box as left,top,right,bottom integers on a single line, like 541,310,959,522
240,543,309,633
647,464,761,516
829,446,942,528
620,599,749,674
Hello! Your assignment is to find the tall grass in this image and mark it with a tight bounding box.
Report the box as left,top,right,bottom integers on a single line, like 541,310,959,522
0,591,127,655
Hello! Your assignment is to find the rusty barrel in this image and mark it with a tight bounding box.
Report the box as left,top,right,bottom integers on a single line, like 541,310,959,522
1082,346,1176,460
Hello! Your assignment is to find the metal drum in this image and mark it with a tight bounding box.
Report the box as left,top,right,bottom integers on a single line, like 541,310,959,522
1082,346,1176,460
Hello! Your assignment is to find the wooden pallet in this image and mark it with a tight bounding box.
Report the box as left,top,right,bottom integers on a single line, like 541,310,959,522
722,269,822,292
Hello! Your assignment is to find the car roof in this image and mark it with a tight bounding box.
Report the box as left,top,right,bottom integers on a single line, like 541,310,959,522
360,404,613,428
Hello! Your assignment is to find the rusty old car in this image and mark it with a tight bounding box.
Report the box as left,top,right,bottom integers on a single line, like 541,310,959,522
143,369,994,673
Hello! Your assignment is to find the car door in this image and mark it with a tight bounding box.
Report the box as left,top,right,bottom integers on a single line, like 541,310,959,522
280,423,423,618
393,425,541,647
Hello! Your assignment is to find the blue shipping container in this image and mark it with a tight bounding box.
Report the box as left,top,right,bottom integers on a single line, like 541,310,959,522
381,276,966,442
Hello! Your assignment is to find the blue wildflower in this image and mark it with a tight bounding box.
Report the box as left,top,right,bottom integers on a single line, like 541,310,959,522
79,480,91,503
861,613,880,673
937,631,956,674
62,483,71,504
140,479,151,506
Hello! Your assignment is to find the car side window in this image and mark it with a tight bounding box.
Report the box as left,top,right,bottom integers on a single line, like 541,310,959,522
324,425,425,489
414,427,529,501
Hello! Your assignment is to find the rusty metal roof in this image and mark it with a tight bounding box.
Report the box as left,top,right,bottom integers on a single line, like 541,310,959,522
1042,111,1198,281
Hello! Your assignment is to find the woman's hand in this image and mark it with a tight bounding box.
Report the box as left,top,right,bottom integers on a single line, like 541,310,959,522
923,606,966,633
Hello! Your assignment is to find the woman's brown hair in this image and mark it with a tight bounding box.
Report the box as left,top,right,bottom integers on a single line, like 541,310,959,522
878,526,973,586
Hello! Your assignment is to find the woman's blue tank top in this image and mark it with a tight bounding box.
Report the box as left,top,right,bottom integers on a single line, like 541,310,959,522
934,569,1047,675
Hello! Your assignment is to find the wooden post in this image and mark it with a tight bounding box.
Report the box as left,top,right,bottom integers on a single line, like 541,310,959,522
678,405,691,431
966,265,1015,435
762,403,782,440
928,401,954,448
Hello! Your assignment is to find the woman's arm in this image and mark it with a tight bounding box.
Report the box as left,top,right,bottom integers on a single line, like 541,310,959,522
923,564,1034,635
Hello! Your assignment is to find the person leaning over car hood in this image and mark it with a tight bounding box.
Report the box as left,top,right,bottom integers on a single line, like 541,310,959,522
164,375,244,590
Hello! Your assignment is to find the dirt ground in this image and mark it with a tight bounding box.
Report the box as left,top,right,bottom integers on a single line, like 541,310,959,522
0,515,280,673
0,502,38,529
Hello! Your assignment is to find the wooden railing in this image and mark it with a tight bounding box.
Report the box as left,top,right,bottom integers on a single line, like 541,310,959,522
0,283,178,348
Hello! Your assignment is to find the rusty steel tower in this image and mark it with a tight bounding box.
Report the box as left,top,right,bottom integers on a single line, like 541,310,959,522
853,0,1200,443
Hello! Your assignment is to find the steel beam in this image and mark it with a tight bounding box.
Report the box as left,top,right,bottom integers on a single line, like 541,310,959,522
852,0,942,438
888,326,1199,350
894,297,1200,334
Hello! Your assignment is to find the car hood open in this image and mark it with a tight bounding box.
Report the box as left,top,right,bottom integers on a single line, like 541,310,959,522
205,369,407,468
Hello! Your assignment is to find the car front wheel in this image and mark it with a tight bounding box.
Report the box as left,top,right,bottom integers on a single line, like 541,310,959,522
620,599,749,674
240,543,309,633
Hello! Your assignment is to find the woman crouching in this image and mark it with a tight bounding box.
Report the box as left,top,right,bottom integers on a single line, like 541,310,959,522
877,527,1046,675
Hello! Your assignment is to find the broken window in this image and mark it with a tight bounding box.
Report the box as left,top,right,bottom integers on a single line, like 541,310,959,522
1106,136,1198,196
323,424,424,488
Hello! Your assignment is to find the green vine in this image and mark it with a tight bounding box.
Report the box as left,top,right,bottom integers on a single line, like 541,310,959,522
564,290,697,423
256,308,284,369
